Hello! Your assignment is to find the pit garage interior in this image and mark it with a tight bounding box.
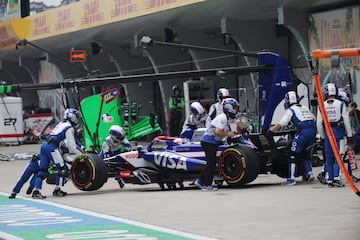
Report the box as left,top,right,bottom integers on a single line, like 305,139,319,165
0,0,359,136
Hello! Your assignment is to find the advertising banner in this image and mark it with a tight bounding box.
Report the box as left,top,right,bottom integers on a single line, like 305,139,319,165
308,5,360,102
26,0,205,40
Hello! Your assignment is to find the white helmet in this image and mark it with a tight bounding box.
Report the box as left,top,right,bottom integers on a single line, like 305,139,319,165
64,109,81,126
284,91,298,109
190,101,205,115
109,125,125,141
217,88,230,101
324,83,337,99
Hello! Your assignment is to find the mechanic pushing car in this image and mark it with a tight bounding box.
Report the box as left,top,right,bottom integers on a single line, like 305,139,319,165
179,101,207,139
267,91,316,186
32,108,83,199
196,98,244,191
8,154,40,199
99,125,132,158
316,83,353,187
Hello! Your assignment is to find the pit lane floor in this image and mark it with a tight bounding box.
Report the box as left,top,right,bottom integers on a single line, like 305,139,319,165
0,143,360,240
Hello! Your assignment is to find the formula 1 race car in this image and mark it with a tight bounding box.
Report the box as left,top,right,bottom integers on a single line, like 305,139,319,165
58,127,307,191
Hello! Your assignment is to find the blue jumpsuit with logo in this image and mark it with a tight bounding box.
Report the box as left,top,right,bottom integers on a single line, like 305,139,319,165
11,155,40,194
278,104,316,177
316,98,352,183
34,121,82,190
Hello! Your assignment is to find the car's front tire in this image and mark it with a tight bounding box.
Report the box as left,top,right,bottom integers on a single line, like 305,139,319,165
71,153,108,191
219,145,260,186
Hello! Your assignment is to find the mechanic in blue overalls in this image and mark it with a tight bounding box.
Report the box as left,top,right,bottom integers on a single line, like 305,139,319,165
196,98,242,191
8,154,40,199
316,83,353,187
32,108,83,199
179,101,207,139
206,88,230,127
268,91,316,186
99,125,132,159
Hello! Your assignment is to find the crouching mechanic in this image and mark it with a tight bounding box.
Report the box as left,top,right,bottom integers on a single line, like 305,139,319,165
268,91,316,186
99,125,132,159
9,154,40,199
99,125,131,188
179,101,207,139
32,109,83,199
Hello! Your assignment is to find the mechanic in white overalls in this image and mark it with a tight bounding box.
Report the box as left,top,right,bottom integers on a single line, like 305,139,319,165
316,83,353,187
99,125,132,159
268,91,316,186
179,101,207,139
32,109,83,199
197,98,243,191
206,88,230,127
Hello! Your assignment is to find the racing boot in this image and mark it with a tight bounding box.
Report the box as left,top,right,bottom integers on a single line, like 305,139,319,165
317,172,327,185
194,178,203,189
8,193,16,199
53,188,68,197
281,179,296,186
26,186,34,195
32,190,47,199
333,180,345,187
351,175,360,182
304,173,315,183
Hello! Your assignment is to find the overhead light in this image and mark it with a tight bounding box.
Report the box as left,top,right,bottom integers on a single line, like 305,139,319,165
140,36,154,48
216,70,227,79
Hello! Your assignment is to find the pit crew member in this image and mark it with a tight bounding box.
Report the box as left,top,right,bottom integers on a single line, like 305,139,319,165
316,83,353,187
99,125,132,159
206,88,230,127
179,101,207,139
268,91,316,186
32,108,83,199
196,98,243,191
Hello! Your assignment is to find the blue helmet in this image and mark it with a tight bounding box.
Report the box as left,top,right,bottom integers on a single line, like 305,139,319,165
222,98,239,119
64,109,81,126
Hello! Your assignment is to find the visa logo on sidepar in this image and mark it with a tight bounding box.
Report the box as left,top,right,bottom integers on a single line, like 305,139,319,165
154,152,188,170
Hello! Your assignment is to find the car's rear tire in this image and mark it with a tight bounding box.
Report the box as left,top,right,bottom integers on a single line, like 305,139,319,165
219,145,260,186
71,153,108,191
